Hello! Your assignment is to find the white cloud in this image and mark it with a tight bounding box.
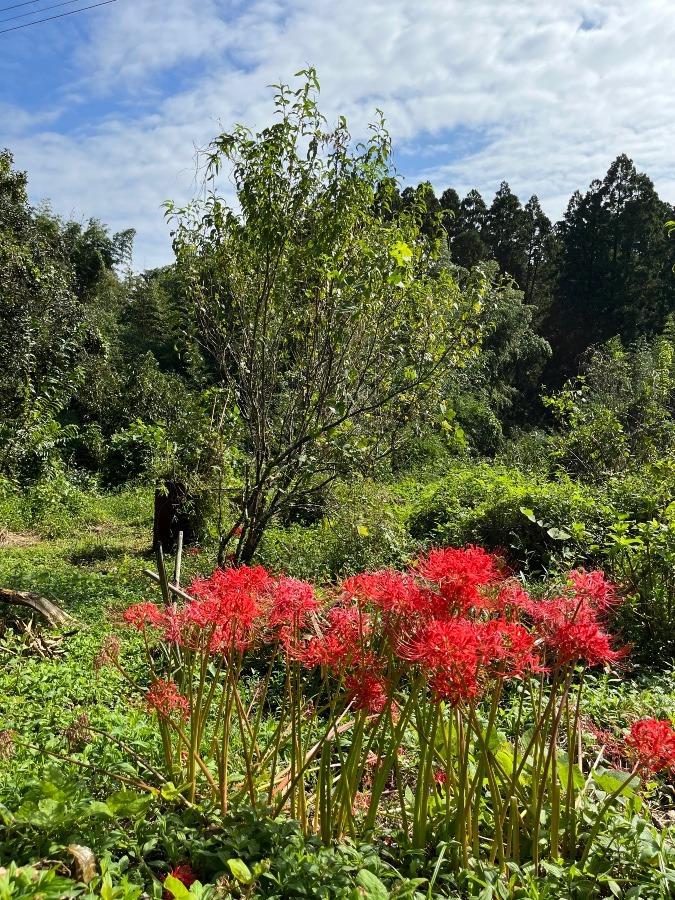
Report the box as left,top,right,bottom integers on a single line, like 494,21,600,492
5,0,675,268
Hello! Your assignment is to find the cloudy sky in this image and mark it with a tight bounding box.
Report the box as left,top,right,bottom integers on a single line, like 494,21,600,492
2,0,674,269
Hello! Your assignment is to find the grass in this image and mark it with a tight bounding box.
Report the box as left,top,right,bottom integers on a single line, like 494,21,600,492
2,482,675,898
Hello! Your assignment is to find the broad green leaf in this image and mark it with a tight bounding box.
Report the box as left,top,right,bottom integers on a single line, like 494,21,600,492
163,875,192,900
389,241,413,265
356,869,389,899
227,859,253,885
159,782,189,801
556,751,585,791
592,767,639,796
86,800,114,819
494,746,515,776
106,790,152,818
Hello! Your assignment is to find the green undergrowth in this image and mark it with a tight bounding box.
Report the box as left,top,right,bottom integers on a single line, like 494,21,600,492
3,476,675,897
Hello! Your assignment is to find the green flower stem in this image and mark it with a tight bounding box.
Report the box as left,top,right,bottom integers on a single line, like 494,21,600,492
579,763,639,868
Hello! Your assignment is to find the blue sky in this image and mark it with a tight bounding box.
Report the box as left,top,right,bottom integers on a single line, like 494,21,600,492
2,0,674,269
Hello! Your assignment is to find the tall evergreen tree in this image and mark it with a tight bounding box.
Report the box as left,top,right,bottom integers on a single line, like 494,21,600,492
484,181,528,286
542,155,675,382
439,187,461,246
521,195,556,315
452,189,490,268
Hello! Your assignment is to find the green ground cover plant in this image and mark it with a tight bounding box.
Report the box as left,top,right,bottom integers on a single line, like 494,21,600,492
3,494,675,900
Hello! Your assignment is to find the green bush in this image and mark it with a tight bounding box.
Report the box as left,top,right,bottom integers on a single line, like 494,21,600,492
604,514,675,664
256,479,417,580
406,462,610,573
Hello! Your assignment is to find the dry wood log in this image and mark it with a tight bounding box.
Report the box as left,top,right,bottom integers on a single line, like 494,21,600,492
0,588,76,627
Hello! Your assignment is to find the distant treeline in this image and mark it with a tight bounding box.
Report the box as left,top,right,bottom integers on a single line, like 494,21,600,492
1,146,674,487
387,153,675,386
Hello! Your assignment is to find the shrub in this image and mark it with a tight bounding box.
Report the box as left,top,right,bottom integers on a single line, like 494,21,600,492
406,462,610,572
256,480,416,581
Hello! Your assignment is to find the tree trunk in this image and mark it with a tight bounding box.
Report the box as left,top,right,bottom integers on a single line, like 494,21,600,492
153,482,198,552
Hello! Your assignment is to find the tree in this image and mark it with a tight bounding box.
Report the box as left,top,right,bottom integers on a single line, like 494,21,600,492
439,186,461,243
61,217,134,302
484,182,528,286
543,328,675,477
451,189,490,269
167,71,491,565
542,155,675,383
400,182,445,246
0,150,82,480
445,263,551,450
521,195,556,314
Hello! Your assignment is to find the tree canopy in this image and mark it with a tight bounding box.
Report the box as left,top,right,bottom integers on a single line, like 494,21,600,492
166,71,492,562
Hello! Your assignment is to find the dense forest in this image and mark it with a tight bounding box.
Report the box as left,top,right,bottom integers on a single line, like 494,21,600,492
4,79,675,899
2,141,675,490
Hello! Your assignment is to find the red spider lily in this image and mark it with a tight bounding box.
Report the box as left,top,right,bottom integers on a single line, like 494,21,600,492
184,565,272,651
299,603,371,671
171,864,196,887
523,592,623,668
162,604,187,643
122,602,167,630
342,570,432,618
147,679,189,721
401,617,483,705
495,580,532,617
414,546,501,612
626,719,675,774
188,565,272,610
481,618,543,678
344,665,388,714
163,864,197,899
428,667,480,706
266,577,318,631
567,568,618,612
551,618,622,667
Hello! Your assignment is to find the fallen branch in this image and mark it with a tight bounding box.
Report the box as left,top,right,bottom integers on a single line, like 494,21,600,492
0,589,77,627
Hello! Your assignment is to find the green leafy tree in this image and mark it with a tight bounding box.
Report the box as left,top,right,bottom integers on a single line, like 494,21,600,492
167,71,490,564
447,264,551,451
61,217,134,302
0,150,82,480
544,328,675,477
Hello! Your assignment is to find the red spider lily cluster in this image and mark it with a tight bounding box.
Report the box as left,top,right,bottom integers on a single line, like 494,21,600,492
122,546,623,718
626,718,675,774
113,547,675,868
146,679,190,721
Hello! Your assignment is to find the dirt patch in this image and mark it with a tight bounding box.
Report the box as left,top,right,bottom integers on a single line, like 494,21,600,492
0,528,40,548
